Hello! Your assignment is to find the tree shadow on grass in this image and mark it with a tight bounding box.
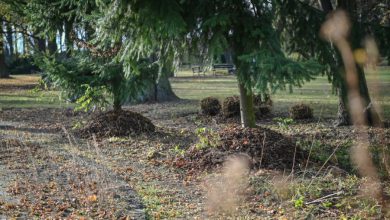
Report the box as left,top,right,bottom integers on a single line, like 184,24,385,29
0,124,61,134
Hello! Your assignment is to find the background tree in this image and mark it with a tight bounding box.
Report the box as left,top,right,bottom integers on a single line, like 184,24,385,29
23,0,165,111
96,0,181,103
99,0,322,127
5,22,13,60
0,20,8,78
279,0,389,126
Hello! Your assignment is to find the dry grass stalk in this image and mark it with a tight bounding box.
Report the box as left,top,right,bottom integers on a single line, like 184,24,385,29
321,9,387,213
206,155,250,215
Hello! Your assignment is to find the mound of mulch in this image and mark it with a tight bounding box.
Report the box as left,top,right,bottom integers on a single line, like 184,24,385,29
289,103,313,119
175,125,305,171
222,96,240,118
79,110,155,138
253,94,273,107
200,97,221,116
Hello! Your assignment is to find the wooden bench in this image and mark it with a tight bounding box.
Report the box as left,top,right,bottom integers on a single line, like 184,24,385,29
192,65,205,77
212,64,236,76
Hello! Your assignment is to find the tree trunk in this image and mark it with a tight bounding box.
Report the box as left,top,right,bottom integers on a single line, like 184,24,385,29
238,82,256,128
64,21,73,56
34,31,46,53
84,23,94,41
320,0,381,127
356,65,381,126
13,28,18,58
335,86,350,126
155,70,179,101
23,34,29,54
319,0,350,126
0,29,9,78
38,38,46,52
340,0,381,126
5,23,13,60
112,80,123,112
113,97,122,112
319,0,334,12
47,34,57,54
133,68,179,103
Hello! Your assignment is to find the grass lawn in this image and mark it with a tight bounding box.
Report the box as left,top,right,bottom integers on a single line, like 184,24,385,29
171,66,390,119
1,67,389,119
0,75,71,108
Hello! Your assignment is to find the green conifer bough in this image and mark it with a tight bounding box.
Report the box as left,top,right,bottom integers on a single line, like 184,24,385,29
100,0,322,127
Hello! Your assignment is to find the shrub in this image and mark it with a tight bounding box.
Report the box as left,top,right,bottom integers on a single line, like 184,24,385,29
200,97,221,116
222,96,240,118
289,103,313,119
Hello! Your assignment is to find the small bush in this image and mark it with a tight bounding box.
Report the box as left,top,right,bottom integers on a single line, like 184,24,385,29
289,103,313,119
200,97,221,116
222,96,240,118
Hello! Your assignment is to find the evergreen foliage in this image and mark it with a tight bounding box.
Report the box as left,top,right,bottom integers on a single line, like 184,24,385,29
97,0,323,126
37,52,158,111
2,0,388,119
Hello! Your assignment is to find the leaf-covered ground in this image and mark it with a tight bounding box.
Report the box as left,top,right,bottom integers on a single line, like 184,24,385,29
1,103,389,219
1,75,390,219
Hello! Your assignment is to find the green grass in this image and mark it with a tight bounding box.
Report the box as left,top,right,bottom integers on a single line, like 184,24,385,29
0,91,69,108
171,67,390,119
1,67,389,119
0,75,71,109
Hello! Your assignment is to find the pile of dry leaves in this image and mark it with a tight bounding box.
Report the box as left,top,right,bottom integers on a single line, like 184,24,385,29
79,110,155,138
175,125,306,171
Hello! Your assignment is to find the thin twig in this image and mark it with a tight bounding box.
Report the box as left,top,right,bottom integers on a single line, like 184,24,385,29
308,143,341,187
305,191,344,205
289,142,298,179
259,131,266,168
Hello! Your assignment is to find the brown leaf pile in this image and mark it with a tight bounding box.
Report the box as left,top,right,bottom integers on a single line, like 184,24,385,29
200,97,222,116
222,96,240,118
79,110,155,138
176,125,305,171
289,103,313,119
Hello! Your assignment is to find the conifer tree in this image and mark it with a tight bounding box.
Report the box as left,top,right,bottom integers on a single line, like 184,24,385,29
100,0,321,127
20,0,164,111
279,0,389,126
0,22,8,78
